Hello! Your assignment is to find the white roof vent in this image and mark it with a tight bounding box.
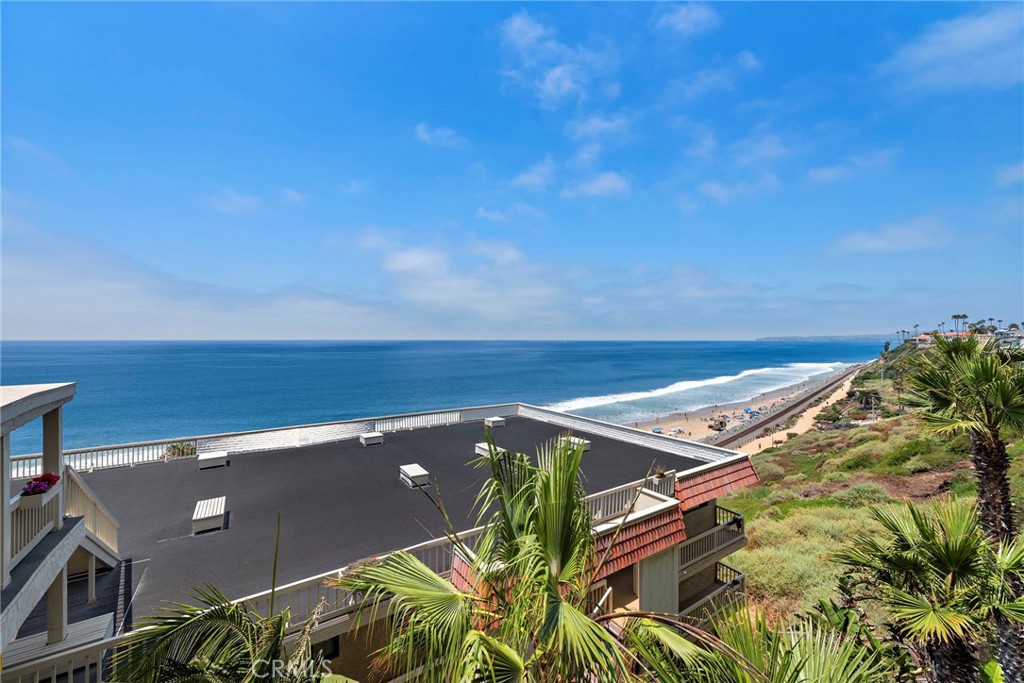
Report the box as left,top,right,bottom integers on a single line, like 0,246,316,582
400,463,429,489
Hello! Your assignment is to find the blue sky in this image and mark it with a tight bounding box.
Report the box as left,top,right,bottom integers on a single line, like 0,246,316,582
3,2,1022,340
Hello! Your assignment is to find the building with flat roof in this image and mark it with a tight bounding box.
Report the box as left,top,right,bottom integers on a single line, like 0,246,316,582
1,396,758,682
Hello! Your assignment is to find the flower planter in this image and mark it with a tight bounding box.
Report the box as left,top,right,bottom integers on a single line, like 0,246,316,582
17,482,60,511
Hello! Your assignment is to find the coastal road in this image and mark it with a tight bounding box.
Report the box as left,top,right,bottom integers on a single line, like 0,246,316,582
708,365,865,450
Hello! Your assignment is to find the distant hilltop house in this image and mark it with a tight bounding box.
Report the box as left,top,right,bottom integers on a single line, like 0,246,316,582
2,384,758,683
908,329,1022,349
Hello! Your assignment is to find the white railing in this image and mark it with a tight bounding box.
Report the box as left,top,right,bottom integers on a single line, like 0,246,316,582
64,466,120,555
10,438,199,479
375,410,463,433
517,405,738,464
0,633,116,683
678,507,744,571
8,483,62,567
9,403,738,481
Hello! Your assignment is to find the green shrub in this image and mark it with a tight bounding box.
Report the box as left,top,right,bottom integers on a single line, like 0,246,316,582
822,471,851,484
948,472,977,497
902,456,932,474
733,507,878,615
764,489,800,505
831,483,892,506
756,462,784,480
782,473,807,485
885,438,934,466
839,452,875,471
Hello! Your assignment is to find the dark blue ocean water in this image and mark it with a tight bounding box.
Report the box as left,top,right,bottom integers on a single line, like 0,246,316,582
0,341,880,454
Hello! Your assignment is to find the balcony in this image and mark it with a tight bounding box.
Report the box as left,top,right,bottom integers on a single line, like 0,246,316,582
678,563,746,627
678,505,746,578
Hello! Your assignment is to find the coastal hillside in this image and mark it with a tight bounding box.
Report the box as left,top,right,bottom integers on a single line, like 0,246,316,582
722,340,1024,620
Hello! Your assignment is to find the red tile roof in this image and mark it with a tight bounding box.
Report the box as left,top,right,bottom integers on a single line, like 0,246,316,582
675,458,759,510
593,507,687,580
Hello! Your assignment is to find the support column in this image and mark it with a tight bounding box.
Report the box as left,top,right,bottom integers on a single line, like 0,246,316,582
42,407,63,531
47,565,68,645
2,433,11,588
87,554,97,603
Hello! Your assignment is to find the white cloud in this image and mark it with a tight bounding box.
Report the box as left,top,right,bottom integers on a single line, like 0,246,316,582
499,11,615,109
561,171,630,199
282,188,310,205
731,134,790,166
342,179,369,193
807,148,898,183
414,122,469,149
209,188,261,213
2,218,396,340
995,162,1024,187
384,247,450,274
512,154,555,189
881,5,1024,92
564,112,633,140
571,143,602,169
476,203,546,223
836,216,953,253
5,136,58,161
697,174,779,203
468,239,524,266
654,3,721,37
671,50,761,99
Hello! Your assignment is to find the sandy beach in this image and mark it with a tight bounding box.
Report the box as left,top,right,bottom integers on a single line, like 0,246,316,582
632,371,849,442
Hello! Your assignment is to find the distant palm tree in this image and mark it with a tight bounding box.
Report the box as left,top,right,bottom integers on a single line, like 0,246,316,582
834,499,1024,683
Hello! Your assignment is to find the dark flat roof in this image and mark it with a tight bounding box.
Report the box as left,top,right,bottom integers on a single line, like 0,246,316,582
80,416,707,621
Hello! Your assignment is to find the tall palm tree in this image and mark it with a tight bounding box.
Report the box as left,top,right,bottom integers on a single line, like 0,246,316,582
905,334,1024,542
834,499,1024,683
335,435,890,682
111,585,332,682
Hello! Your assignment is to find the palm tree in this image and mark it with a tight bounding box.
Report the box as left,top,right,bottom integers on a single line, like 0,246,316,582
905,335,1024,542
334,437,643,681
334,437,884,682
834,499,1024,683
111,585,333,682
666,608,893,683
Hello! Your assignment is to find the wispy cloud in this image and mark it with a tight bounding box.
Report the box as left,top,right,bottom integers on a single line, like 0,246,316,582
561,171,630,199
835,216,953,253
512,154,555,189
209,188,261,213
671,50,760,99
807,148,898,183
342,179,369,193
282,188,310,205
570,143,602,169
995,162,1024,187
414,122,469,149
880,5,1024,93
499,11,615,109
564,111,633,140
476,202,546,223
5,136,58,161
697,173,779,203
731,133,790,166
653,3,720,38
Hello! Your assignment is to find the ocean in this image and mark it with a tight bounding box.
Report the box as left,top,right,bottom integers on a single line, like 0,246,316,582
0,340,880,455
